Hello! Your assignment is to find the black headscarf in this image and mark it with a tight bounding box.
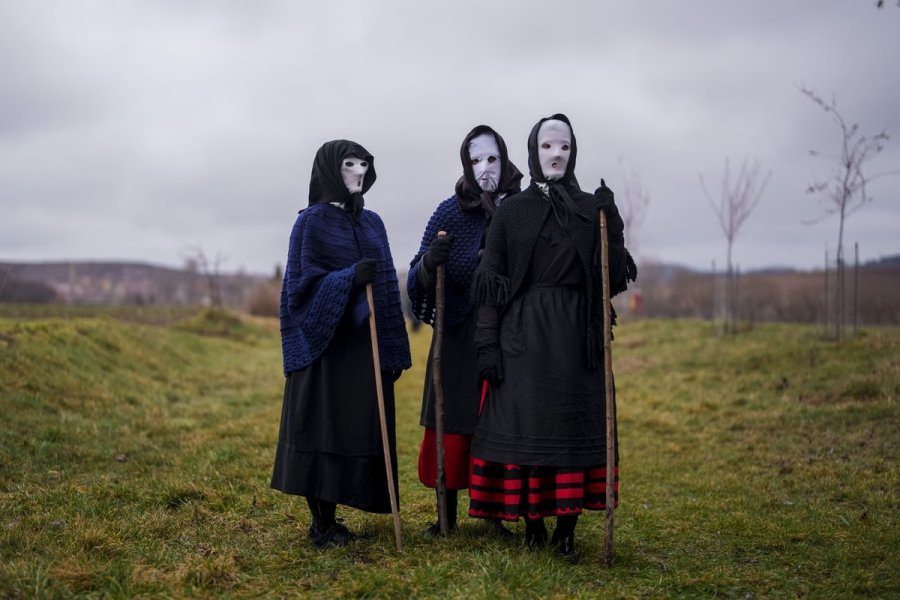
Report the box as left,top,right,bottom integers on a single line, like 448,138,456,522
455,125,523,216
526,113,590,227
307,139,376,219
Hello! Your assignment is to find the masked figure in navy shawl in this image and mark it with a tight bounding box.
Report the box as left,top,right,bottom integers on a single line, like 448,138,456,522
272,140,411,549
407,125,523,536
468,114,637,559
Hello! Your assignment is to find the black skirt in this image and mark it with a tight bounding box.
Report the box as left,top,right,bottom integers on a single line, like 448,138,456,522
471,284,613,467
271,318,398,514
419,309,482,434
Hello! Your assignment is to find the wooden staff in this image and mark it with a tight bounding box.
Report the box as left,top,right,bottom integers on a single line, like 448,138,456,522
599,210,617,566
431,231,449,535
366,283,403,551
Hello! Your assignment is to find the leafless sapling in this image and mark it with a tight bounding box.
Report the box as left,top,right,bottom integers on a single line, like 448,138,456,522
617,157,651,258
800,86,894,339
699,158,771,333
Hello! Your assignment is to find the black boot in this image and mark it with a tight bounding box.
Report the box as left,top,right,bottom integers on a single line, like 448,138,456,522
306,498,351,549
488,518,515,540
425,489,458,536
551,515,579,561
306,496,325,540
524,517,547,550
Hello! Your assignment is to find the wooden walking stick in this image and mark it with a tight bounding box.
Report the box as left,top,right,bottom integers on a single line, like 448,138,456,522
431,231,449,535
365,282,403,551
599,210,617,566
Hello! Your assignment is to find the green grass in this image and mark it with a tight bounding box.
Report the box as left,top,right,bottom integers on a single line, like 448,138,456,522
1,309,897,598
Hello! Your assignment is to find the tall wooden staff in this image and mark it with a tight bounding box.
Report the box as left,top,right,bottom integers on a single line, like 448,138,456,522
366,283,403,551
431,231,450,535
599,210,617,566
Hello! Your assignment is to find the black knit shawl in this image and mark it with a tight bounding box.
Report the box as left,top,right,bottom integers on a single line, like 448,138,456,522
307,139,376,219
454,125,523,216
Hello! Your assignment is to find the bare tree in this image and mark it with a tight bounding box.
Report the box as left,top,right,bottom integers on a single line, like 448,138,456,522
184,245,227,308
700,157,771,333
617,157,651,258
801,86,894,340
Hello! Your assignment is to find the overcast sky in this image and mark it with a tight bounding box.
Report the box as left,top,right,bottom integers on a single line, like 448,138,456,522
1,1,898,275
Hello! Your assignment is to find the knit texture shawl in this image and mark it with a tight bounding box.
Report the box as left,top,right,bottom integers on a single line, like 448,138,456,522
407,196,490,326
279,203,411,375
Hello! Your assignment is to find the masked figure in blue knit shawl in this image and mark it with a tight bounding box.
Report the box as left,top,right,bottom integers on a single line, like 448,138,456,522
468,114,637,560
407,125,523,536
272,140,411,549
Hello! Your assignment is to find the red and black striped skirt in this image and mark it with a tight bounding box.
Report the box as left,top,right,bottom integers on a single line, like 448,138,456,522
468,457,619,521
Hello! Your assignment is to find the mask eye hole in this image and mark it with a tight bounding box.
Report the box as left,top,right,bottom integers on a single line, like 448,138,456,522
360,161,368,168
561,145,570,152
471,158,479,165
344,161,354,167
487,156,497,163
541,143,551,149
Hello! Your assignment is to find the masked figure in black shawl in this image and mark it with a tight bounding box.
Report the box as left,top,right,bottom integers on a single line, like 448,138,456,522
468,115,636,559
272,140,411,549
407,125,523,536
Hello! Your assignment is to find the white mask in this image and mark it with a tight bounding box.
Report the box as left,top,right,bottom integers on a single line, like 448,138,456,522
468,133,501,192
537,119,572,181
341,155,369,193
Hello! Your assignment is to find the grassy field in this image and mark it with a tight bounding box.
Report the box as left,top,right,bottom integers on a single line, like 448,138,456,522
0,307,897,598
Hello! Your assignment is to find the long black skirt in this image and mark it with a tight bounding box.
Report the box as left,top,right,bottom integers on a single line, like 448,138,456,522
471,285,614,467
271,319,398,514
419,309,481,434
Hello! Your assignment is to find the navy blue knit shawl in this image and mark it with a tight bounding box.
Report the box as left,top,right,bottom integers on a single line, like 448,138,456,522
406,196,490,327
279,203,411,375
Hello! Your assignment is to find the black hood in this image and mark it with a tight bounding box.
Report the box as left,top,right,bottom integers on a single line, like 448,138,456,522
526,113,579,189
455,125,523,214
526,113,590,226
307,139,376,216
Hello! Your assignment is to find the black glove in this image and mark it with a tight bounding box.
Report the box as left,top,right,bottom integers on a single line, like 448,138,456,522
352,259,377,288
384,369,402,383
478,347,504,386
594,179,623,235
422,234,453,271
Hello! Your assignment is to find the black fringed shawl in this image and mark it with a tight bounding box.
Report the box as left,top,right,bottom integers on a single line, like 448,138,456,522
472,114,635,368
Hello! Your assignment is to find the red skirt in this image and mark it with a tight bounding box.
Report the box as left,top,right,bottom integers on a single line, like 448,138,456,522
468,458,619,521
417,429,472,490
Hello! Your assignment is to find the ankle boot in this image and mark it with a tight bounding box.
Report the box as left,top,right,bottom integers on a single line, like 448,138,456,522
524,517,547,549
425,489,458,536
489,518,515,540
551,515,579,561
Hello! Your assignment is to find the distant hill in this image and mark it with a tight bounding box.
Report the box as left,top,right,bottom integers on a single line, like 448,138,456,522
628,254,900,325
863,254,900,269
636,253,900,278
0,260,268,307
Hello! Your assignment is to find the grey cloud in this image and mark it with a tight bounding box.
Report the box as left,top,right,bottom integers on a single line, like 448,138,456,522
1,0,897,274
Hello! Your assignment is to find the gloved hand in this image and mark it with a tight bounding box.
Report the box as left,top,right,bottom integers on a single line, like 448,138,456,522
594,179,623,235
478,346,504,386
422,234,453,271
384,369,402,383
352,259,377,288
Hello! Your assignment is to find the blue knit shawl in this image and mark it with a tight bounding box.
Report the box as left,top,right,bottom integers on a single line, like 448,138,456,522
279,203,411,375
407,196,488,327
